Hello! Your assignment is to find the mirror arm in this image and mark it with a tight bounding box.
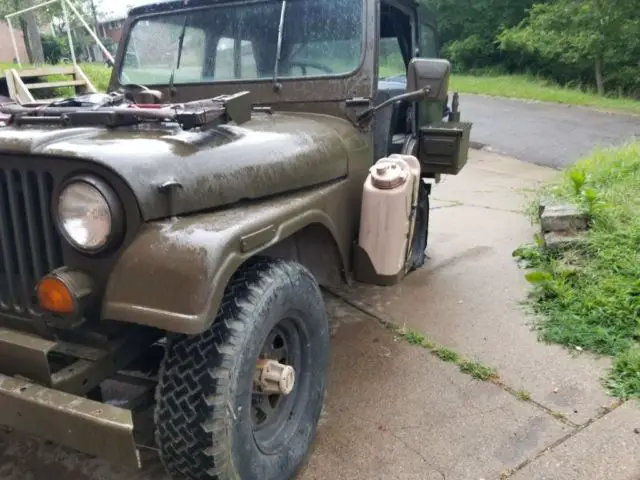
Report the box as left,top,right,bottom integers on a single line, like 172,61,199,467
356,86,431,124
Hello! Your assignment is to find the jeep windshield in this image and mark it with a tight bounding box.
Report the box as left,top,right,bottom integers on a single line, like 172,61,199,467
119,0,364,86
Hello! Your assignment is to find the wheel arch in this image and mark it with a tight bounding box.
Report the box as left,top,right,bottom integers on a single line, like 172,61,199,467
258,222,347,288
102,181,354,335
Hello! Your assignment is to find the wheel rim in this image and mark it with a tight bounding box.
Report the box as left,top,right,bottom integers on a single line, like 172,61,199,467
252,317,309,454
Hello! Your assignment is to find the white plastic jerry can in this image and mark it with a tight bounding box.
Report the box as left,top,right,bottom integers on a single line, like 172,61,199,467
358,154,421,279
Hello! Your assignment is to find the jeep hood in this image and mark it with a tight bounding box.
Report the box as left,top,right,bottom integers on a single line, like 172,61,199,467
0,112,360,220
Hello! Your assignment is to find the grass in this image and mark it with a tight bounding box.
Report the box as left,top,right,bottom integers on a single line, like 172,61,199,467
4,62,639,115
380,63,640,115
449,74,640,115
514,140,640,400
395,325,499,382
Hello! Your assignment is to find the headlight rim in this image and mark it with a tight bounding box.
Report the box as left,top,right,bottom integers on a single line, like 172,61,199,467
54,174,125,255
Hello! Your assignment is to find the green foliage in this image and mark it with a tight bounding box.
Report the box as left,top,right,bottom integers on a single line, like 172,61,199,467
81,63,111,91
497,0,640,96
514,141,640,399
424,0,640,97
607,347,640,399
41,34,70,64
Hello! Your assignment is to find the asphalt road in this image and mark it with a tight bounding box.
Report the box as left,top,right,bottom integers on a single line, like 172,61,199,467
461,94,639,168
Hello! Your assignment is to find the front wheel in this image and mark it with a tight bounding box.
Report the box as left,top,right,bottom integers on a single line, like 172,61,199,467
155,257,329,480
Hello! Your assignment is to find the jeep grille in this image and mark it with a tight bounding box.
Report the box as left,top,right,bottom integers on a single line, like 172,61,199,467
0,168,63,317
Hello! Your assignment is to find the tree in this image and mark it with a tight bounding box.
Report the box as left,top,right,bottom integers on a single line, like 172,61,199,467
0,0,102,64
498,0,640,96
424,0,541,70
18,0,45,63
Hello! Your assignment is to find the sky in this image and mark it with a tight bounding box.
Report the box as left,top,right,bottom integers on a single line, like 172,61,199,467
96,0,156,21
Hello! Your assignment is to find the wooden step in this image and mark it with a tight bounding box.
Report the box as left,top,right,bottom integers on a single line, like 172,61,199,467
17,66,76,78
26,80,86,90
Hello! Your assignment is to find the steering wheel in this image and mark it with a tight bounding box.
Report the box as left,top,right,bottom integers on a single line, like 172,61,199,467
288,60,334,75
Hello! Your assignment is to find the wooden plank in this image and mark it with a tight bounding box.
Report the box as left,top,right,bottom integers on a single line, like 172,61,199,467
26,80,86,90
4,71,17,101
73,65,97,93
16,66,75,78
7,69,35,104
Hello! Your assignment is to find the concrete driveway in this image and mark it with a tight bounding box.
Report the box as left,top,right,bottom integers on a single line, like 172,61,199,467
0,149,638,480
462,94,639,168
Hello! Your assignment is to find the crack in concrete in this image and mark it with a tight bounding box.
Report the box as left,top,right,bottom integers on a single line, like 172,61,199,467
340,409,448,478
501,400,624,478
324,289,609,435
323,289,629,480
432,200,525,214
430,196,527,214
431,204,462,211
496,383,580,429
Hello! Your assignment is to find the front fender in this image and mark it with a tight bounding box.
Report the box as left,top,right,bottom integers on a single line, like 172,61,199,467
102,179,354,334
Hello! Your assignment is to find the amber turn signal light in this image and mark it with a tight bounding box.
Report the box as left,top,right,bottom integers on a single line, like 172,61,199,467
36,276,75,314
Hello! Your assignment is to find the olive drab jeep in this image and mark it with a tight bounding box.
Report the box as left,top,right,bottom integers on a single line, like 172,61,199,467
0,0,471,478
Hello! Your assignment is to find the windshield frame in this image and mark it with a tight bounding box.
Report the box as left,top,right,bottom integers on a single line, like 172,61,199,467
116,0,368,88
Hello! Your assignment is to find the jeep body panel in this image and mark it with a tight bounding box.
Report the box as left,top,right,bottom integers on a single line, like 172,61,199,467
0,111,363,220
103,178,358,334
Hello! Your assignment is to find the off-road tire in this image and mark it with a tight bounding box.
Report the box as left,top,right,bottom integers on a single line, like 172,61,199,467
407,181,430,270
155,257,329,480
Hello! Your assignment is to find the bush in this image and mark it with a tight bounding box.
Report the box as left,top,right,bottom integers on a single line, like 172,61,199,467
41,34,70,65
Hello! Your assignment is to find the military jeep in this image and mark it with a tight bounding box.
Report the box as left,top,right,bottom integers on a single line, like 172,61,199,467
0,0,471,478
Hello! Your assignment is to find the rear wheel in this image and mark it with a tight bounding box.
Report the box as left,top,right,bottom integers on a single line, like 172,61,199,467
155,257,329,480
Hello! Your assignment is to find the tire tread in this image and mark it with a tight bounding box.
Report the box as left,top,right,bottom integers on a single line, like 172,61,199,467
155,257,307,480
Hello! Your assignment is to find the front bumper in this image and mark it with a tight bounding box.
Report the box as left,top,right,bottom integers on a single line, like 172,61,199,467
0,323,159,468
0,373,141,468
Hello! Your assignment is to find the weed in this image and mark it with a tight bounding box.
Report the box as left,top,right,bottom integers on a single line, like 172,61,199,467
400,329,426,346
395,327,499,382
515,389,532,401
459,360,498,381
516,141,640,399
606,347,640,400
434,347,459,363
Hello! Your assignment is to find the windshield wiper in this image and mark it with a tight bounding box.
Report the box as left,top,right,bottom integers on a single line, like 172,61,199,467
168,14,189,100
272,0,287,92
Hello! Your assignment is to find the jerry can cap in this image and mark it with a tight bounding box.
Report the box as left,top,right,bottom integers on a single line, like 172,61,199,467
369,160,408,189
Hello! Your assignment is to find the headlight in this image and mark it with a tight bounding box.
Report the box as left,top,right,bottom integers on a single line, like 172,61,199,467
57,177,122,253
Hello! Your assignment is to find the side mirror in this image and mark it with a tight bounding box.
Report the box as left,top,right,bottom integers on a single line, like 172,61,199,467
407,58,451,103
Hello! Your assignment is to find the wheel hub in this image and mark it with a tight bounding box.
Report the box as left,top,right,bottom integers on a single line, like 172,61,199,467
254,359,296,395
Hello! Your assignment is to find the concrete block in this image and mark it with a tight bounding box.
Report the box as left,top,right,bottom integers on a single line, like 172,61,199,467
543,231,587,250
540,204,589,233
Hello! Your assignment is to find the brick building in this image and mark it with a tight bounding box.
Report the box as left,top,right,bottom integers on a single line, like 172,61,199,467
99,16,126,44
